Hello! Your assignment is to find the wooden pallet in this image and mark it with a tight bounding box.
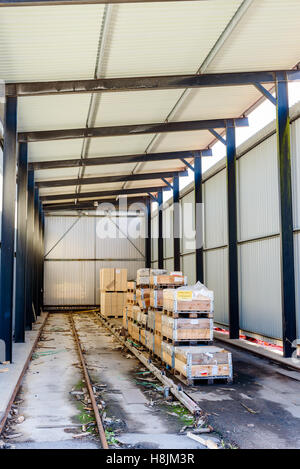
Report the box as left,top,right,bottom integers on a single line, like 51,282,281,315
101,314,123,319
163,309,213,319
173,369,233,386
161,336,213,346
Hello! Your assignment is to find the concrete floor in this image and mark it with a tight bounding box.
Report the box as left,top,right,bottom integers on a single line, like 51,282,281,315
186,340,300,449
3,312,300,449
4,313,204,450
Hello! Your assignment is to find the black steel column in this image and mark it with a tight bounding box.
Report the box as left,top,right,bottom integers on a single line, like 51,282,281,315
41,212,45,310
158,188,164,269
173,174,180,271
0,96,17,362
194,155,204,282
38,202,43,312
15,143,28,343
33,188,40,316
276,72,297,357
25,170,35,328
145,198,151,268
226,120,239,339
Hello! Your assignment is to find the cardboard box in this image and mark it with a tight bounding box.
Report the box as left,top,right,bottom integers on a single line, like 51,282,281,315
100,291,126,317
115,268,127,291
100,268,115,292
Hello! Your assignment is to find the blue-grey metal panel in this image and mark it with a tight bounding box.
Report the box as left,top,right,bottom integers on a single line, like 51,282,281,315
204,247,229,326
239,237,282,339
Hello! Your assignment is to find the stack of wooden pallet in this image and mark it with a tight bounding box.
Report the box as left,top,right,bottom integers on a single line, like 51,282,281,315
147,271,187,356
122,269,233,385
160,286,232,384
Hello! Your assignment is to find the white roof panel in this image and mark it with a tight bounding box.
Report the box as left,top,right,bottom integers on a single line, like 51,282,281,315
28,140,84,163
18,94,91,132
87,134,155,158
102,1,242,77
206,0,300,73
152,130,213,153
0,5,105,81
93,90,183,126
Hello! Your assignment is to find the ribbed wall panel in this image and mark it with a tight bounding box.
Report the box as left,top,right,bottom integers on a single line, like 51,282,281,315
204,247,229,326
203,169,228,249
181,190,195,254
163,205,173,259
239,237,282,338
182,252,196,284
237,134,279,240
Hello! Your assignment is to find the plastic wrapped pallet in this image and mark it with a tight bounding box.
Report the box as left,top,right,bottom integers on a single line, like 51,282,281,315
163,282,213,312
174,346,232,380
132,305,140,323
140,327,146,346
136,287,150,309
161,316,213,341
155,309,163,334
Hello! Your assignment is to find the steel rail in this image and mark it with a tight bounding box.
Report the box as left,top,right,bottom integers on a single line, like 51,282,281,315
69,314,108,449
0,312,49,435
93,311,202,417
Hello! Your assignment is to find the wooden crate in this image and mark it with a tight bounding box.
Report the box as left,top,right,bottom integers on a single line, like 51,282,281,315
154,333,162,358
145,330,154,352
150,274,187,287
122,307,128,330
136,287,150,309
163,289,213,313
161,341,175,368
150,289,164,308
126,291,136,303
174,346,232,381
115,268,128,292
155,309,163,334
127,281,136,291
140,327,146,346
100,268,115,292
130,322,140,343
147,308,156,331
137,310,147,327
161,316,213,342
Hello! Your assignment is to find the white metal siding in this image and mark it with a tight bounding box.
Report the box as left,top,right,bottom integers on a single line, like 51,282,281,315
163,204,173,260
204,248,229,326
181,190,195,254
44,214,145,305
239,238,282,338
237,134,280,241
203,169,228,249
182,253,196,284
151,214,158,262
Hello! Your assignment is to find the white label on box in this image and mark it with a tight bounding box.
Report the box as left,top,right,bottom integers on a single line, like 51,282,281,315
191,319,198,324
116,269,120,273
212,365,218,376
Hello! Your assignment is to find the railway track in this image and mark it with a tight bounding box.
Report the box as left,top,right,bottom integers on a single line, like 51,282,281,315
1,311,205,450
1,311,109,449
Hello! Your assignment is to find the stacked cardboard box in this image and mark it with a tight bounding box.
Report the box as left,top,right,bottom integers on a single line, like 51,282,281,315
100,268,127,318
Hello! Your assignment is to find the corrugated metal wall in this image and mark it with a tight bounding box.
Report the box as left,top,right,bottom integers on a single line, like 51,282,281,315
151,109,300,340
44,213,145,305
